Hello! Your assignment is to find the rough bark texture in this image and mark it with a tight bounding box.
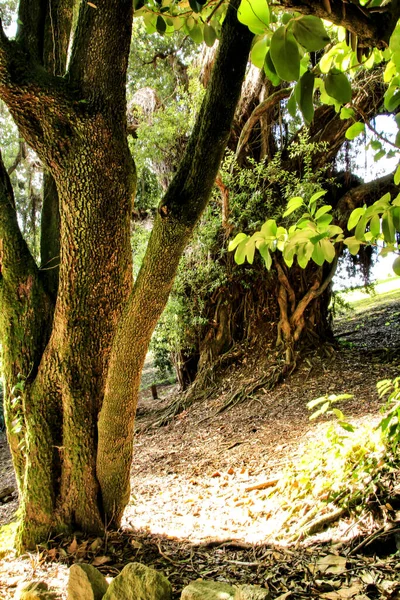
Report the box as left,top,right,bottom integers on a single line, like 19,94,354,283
96,1,254,524
0,0,399,552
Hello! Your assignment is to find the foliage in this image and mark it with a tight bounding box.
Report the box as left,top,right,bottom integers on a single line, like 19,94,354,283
151,135,333,373
377,377,400,451
229,176,400,275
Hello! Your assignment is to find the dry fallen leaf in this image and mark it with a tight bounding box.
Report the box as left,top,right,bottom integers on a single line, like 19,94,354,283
91,555,111,566
310,554,347,575
67,537,78,554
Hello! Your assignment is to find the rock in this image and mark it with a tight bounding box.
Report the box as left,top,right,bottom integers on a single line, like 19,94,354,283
234,584,270,600
14,581,57,599
103,563,171,600
67,564,109,600
181,580,235,600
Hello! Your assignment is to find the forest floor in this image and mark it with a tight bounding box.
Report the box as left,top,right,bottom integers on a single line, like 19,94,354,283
0,278,400,599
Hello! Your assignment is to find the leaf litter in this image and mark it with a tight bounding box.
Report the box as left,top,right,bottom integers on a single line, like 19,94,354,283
0,290,400,599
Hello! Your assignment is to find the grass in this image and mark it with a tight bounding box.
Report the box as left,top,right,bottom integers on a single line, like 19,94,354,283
336,276,400,313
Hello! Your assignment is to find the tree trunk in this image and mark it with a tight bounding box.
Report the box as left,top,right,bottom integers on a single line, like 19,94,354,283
0,0,253,550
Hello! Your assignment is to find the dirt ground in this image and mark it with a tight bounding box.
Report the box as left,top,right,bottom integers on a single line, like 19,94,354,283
0,285,399,599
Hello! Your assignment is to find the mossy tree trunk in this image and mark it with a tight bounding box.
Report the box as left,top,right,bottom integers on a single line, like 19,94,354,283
0,0,253,550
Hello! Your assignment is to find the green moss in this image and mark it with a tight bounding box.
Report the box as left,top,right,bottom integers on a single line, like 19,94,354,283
0,521,18,558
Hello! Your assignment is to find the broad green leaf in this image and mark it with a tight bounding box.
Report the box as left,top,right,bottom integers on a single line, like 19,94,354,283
393,255,400,276
261,219,278,237
188,23,203,42
156,15,167,33
283,196,304,217
203,24,217,47
312,241,325,265
228,232,248,251
264,50,281,86
340,106,355,120
370,214,381,237
292,16,330,51
143,12,157,33
393,206,400,231
259,244,272,269
348,207,365,230
189,0,203,12
238,0,270,34
246,240,256,264
355,215,367,240
316,213,333,227
384,81,400,112
325,69,352,104
309,190,327,205
251,35,269,68
297,70,315,126
314,205,332,219
270,26,300,82
395,164,400,185
344,236,361,255
235,239,248,264
320,238,335,262
382,211,395,243
374,149,386,162
345,122,365,140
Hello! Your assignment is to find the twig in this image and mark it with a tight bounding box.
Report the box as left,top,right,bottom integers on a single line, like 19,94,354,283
245,479,279,493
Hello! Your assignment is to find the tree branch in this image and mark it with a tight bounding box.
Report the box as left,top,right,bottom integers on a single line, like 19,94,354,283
235,87,291,160
68,0,133,111
336,172,399,226
277,0,400,48
97,0,254,524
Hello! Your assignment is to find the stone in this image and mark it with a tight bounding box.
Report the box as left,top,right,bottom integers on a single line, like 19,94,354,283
14,581,57,600
67,564,109,600
234,584,270,600
103,562,172,600
181,580,235,600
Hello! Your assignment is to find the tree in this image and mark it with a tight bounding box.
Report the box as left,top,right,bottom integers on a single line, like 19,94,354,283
0,0,398,551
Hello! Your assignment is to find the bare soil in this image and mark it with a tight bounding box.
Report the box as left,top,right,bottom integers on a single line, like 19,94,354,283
0,287,399,599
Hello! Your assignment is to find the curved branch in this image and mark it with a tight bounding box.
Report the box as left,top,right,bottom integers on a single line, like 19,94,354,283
278,0,400,48
336,171,399,225
235,87,291,159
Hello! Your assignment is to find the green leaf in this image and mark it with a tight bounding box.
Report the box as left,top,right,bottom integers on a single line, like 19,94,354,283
251,35,269,68
355,215,367,240
283,196,304,217
259,244,272,269
270,26,300,82
382,211,395,243
264,50,281,86
238,0,270,34
395,164,400,185
393,255,400,276
292,16,330,52
297,70,315,126
261,219,278,237
188,23,203,43
345,122,365,140
370,214,381,237
314,205,332,219
203,24,217,47
325,69,352,104
393,206,400,231
189,0,203,12
320,238,335,262
235,239,248,265
347,207,365,230
344,236,361,255
309,190,327,205
156,15,167,33
246,240,256,264
340,106,355,120
228,232,248,251
312,241,325,265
